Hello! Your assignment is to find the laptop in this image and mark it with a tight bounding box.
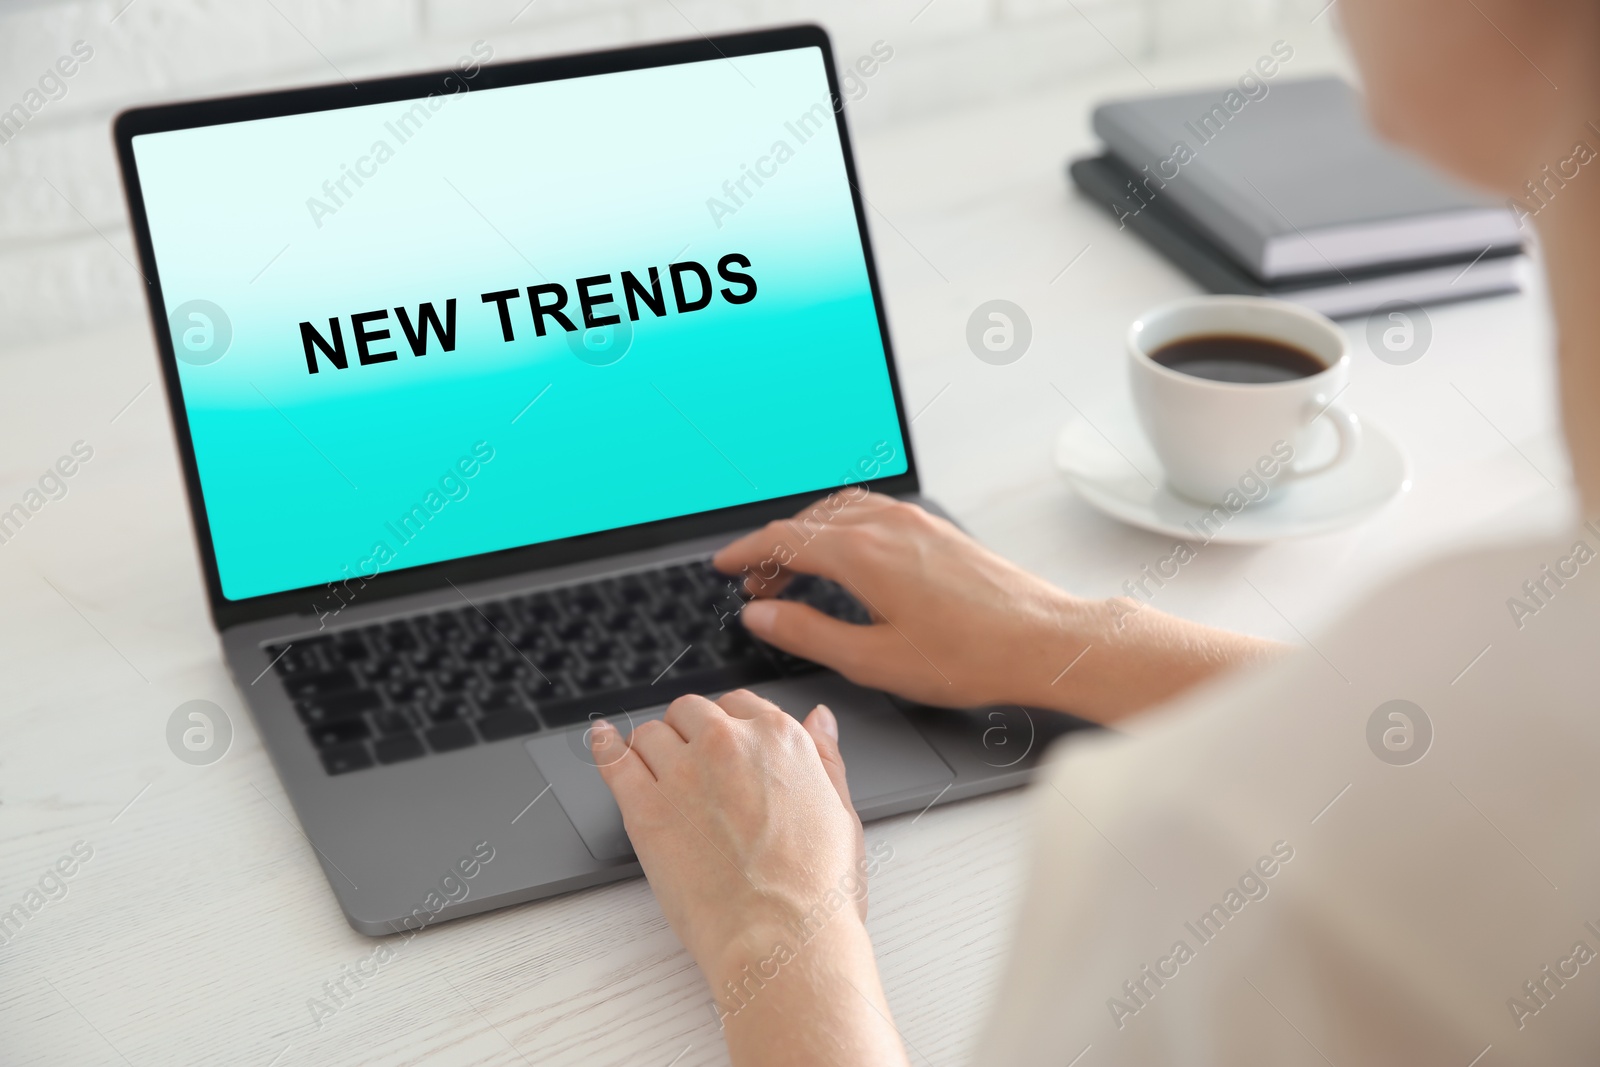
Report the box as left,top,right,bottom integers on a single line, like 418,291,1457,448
115,25,1082,935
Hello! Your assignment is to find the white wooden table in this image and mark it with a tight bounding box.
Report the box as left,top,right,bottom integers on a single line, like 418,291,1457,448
0,36,1573,1067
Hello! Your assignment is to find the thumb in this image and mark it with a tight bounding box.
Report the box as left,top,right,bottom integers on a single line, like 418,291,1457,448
802,704,854,812
742,599,883,680
590,717,651,802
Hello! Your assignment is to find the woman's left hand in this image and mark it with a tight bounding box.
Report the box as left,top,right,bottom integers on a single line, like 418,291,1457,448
591,690,910,1067
591,689,865,982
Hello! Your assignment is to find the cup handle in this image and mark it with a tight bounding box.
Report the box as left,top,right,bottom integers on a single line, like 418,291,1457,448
1282,400,1362,482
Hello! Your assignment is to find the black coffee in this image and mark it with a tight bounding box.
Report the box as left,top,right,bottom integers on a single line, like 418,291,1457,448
1150,334,1327,384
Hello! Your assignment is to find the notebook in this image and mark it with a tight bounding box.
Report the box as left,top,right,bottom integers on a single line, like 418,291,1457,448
1069,153,1526,320
1091,76,1523,281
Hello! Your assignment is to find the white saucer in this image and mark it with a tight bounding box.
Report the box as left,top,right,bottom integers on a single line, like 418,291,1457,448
1053,416,1412,544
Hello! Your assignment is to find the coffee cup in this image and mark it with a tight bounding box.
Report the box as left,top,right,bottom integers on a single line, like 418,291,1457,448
1127,296,1361,505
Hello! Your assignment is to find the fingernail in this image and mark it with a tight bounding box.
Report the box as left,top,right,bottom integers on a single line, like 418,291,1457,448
815,704,838,740
742,599,777,633
590,719,615,748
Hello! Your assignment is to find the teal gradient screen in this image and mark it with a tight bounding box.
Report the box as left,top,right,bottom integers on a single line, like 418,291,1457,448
132,46,908,601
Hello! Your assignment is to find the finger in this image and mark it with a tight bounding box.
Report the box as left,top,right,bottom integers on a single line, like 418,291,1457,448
661,692,724,740
711,519,822,584
740,599,891,678
626,717,685,779
713,492,911,594
591,719,656,808
712,512,862,583
818,490,902,524
715,687,781,720
802,704,856,813
737,569,795,599
770,490,900,532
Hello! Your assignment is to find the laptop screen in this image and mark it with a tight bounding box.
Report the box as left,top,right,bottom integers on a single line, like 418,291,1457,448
130,45,908,602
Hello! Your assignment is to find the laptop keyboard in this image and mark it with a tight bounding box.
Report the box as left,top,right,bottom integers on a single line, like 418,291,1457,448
264,560,871,776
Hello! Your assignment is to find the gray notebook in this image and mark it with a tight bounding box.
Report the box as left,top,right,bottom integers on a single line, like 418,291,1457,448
1092,76,1522,281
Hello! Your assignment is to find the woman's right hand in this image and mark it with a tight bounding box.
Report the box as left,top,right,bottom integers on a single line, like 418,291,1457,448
712,492,1279,724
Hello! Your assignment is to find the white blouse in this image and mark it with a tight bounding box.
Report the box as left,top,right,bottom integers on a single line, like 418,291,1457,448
979,532,1600,1066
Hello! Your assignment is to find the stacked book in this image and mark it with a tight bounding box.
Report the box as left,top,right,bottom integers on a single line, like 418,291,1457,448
1069,76,1526,319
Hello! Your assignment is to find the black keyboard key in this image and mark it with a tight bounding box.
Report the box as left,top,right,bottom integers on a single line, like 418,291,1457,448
531,672,579,701
269,642,323,675
621,629,660,654
320,743,373,775
386,679,430,703
430,698,469,723
478,710,540,742
619,658,659,684
412,649,451,672
309,719,370,748
383,627,418,653
703,628,756,663
669,647,713,673
480,687,534,714
319,688,383,715
429,612,465,635
519,597,558,623
694,580,735,604
425,722,477,752
294,634,336,656
360,658,406,683
785,576,871,624
650,600,687,624
576,666,615,691
373,733,426,764
374,709,415,735
284,667,358,698
510,626,551,651
558,618,598,643
536,648,573,672
436,669,475,693
485,659,531,683
677,618,715,642
538,660,781,727
298,688,381,723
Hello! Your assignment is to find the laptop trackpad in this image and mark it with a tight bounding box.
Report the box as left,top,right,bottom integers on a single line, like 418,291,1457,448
524,674,954,862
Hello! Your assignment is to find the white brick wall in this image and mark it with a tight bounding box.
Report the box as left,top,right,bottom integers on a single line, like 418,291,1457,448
0,0,1299,349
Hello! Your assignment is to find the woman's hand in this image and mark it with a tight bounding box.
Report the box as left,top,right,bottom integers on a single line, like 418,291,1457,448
592,691,909,1067
713,491,1279,723
592,690,863,971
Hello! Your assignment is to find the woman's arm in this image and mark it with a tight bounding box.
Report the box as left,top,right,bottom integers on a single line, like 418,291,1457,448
592,693,911,1067
711,491,1282,724
592,493,1280,1066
